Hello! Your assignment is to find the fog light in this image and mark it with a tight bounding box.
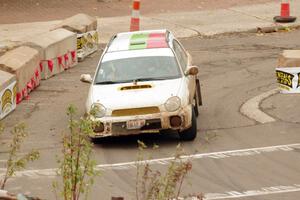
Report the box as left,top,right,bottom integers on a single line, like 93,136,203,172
170,116,182,127
94,122,104,133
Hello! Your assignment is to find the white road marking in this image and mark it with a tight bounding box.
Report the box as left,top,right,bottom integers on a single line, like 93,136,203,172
0,143,299,178
95,143,299,170
204,184,300,199
240,88,279,123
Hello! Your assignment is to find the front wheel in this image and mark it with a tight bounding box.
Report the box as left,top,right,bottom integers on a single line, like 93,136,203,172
179,109,197,141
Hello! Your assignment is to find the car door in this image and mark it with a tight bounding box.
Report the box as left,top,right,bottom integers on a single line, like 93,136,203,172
173,40,196,104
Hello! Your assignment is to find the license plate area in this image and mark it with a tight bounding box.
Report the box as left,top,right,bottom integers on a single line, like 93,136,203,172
126,119,146,130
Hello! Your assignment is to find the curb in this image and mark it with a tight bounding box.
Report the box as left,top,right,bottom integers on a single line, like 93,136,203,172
240,88,279,124
248,23,300,34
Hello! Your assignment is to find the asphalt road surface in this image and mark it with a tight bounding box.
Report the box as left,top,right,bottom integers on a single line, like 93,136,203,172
1,29,300,199
0,0,272,24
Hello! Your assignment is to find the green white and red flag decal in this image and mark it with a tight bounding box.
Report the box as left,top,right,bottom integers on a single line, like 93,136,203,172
129,32,168,50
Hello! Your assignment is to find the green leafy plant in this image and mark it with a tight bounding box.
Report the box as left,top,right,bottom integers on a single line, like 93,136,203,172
53,105,99,200
135,141,200,200
0,123,40,189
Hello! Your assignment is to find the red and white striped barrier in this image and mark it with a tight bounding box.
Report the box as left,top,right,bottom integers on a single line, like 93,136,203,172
130,0,141,32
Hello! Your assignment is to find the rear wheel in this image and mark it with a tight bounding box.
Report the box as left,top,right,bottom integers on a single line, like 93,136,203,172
179,109,197,141
193,94,199,117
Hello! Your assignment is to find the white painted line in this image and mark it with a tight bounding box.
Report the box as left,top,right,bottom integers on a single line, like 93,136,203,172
0,143,299,178
95,143,300,170
204,184,300,199
240,88,279,124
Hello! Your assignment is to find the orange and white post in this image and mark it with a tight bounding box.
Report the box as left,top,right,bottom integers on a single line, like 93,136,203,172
274,0,297,23
280,0,291,18
130,0,140,32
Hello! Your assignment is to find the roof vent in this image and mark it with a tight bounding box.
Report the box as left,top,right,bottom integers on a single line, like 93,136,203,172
130,41,146,45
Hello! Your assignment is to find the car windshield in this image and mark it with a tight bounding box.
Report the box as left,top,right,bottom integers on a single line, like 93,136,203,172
94,56,182,84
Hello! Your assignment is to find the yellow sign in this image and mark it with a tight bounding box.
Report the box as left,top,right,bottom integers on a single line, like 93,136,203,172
77,31,98,50
92,32,98,43
77,36,87,50
276,70,294,89
2,89,12,113
13,84,17,104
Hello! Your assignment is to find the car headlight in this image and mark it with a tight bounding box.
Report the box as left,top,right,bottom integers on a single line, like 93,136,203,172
164,96,181,112
91,103,106,118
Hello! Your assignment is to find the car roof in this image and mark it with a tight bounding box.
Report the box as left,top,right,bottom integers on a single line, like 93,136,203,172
107,29,175,53
102,48,175,62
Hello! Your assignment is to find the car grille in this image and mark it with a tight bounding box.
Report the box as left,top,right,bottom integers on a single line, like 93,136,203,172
111,107,160,117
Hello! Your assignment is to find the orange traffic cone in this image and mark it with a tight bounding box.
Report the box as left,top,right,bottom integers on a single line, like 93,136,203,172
274,0,296,23
130,0,140,31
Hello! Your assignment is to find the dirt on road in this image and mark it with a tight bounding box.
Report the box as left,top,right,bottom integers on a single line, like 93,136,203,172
0,0,272,24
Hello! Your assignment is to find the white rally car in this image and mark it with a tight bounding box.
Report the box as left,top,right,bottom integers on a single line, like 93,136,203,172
81,29,202,141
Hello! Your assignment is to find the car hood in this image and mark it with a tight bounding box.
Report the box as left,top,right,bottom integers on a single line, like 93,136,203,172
91,78,183,109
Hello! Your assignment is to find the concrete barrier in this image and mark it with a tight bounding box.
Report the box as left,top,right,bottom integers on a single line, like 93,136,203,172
0,44,5,56
25,28,77,80
0,40,23,57
0,70,16,119
276,50,300,93
0,46,41,103
54,13,99,61
53,13,97,34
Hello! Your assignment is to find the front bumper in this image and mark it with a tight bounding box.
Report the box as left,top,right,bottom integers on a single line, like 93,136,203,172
90,105,192,138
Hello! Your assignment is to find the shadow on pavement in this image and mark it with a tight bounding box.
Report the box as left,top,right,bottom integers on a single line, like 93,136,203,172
92,130,191,149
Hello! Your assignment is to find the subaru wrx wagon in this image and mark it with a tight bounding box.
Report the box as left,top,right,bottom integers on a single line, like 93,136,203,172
81,29,202,141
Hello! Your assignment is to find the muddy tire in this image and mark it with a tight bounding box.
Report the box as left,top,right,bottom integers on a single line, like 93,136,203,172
179,109,197,141
90,137,99,143
196,79,203,106
193,94,199,117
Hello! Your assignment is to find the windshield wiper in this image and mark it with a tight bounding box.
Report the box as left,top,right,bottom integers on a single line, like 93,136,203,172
133,77,168,82
95,77,175,85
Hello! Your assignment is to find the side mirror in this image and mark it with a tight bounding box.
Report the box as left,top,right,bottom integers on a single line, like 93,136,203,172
185,66,199,76
80,74,93,83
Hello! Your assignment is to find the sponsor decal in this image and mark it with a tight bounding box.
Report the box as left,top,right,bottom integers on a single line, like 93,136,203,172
77,36,87,50
129,32,167,50
276,70,294,89
92,31,99,44
77,31,99,59
77,31,98,51
1,89,12,114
